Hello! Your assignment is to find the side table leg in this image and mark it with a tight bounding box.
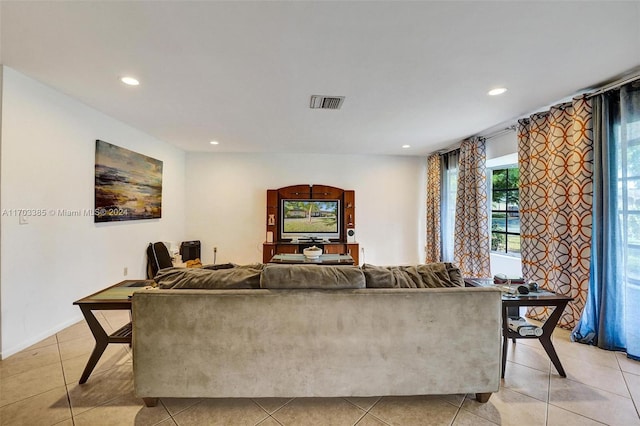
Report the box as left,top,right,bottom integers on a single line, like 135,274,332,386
78,306,109,384
538,301,569,377
539,336,567,377
502,335,508,378
79,340,109,384
501,304,509,378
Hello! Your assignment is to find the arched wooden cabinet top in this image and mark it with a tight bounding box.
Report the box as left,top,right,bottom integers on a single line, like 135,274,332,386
263,184,358,264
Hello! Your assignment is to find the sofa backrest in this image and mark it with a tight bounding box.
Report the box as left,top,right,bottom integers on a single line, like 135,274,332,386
132,286,502,399
153,262,465,290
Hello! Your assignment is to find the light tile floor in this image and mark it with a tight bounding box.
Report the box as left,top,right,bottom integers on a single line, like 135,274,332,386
1,310,640,425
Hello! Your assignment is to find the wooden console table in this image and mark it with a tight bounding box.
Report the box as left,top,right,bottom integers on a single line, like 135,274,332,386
263,242,359,264
269,253,355,265
73,279,154,383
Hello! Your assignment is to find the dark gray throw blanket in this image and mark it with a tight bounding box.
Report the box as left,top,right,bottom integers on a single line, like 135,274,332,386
362,263,464,288
155,264,264,289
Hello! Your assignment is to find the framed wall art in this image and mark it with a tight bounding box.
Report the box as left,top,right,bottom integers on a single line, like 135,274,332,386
94,140,163,222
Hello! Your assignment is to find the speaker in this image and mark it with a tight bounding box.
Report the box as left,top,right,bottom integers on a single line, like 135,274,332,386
347,228,356,243
180,240,201,262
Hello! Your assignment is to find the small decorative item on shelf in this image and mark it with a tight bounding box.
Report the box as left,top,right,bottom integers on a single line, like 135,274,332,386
303,246,323,259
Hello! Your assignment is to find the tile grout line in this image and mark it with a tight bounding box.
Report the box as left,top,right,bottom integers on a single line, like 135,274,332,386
458,395,498,425
156,399,177,426
251,398,275,426
620,368,640,420
546,387,627,424
449,405,463,426
361,397,391,426
544,365,551,426
350,409,368,426
616,352,640,420
267,414,284,426
56,333,76,426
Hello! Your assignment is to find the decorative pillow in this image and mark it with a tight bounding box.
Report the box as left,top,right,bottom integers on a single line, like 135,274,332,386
260,265,365,289
362,263,463,288
361,264,395,288
155,264,264,289
362,264,423,288
416,263,459,288
444,262,465,287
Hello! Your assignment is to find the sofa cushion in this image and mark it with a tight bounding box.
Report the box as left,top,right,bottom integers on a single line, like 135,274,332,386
155,264,263,289
362,263,463,288
260,265,365,289
444,262,465,287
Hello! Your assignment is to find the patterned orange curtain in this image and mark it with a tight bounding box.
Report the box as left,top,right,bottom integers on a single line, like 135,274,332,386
454,137,491,277
518,95,593,329
426,154,442,263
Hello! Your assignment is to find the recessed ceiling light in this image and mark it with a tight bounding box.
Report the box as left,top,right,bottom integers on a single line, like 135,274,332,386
488,87,507,96
120,76,140,86
209,141,219,145
402,144,411,149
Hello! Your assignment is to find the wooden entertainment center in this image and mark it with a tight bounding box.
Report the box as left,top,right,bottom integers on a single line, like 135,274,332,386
263,184,359,264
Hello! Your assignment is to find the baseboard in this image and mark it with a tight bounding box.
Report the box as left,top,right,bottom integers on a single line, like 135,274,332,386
0,314,83,360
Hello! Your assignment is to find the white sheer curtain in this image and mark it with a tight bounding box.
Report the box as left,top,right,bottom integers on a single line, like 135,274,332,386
573,82,640,359
440,150,459,262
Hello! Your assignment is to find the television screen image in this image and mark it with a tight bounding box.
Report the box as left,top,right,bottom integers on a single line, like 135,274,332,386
281,199,340,238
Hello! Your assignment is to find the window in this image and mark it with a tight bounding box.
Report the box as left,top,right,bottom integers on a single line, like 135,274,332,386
617,118,640,283
490,167,521,255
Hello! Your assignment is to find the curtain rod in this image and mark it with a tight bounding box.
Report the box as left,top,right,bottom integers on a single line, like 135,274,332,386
480,125,517,140
428,67,640,157
429,125,516,157
585,72,640,99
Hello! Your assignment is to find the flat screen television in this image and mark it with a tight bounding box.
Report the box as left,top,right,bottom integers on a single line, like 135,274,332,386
281,199,340,241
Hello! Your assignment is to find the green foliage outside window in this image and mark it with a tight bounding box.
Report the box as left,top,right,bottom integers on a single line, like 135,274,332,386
491,167,521,255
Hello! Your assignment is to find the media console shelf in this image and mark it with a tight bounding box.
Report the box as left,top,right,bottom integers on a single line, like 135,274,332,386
263,184,359,264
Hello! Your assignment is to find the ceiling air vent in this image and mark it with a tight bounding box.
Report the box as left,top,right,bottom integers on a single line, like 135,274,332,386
310,95,345,110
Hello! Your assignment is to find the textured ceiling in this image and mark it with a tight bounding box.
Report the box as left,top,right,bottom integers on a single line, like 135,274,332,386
2,1,639,156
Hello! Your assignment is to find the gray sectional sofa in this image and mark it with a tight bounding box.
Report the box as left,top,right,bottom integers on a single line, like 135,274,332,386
132,263,502,407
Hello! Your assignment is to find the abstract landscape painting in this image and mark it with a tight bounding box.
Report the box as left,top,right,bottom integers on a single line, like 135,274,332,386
94,140,163,222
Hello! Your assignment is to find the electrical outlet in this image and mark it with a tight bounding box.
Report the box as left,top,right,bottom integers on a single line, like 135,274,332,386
123,267,128,276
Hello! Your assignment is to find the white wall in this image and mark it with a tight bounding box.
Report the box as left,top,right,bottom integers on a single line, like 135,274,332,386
0,66,4,351
485,130,523,278
185,153,426,266
0,67,186,358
